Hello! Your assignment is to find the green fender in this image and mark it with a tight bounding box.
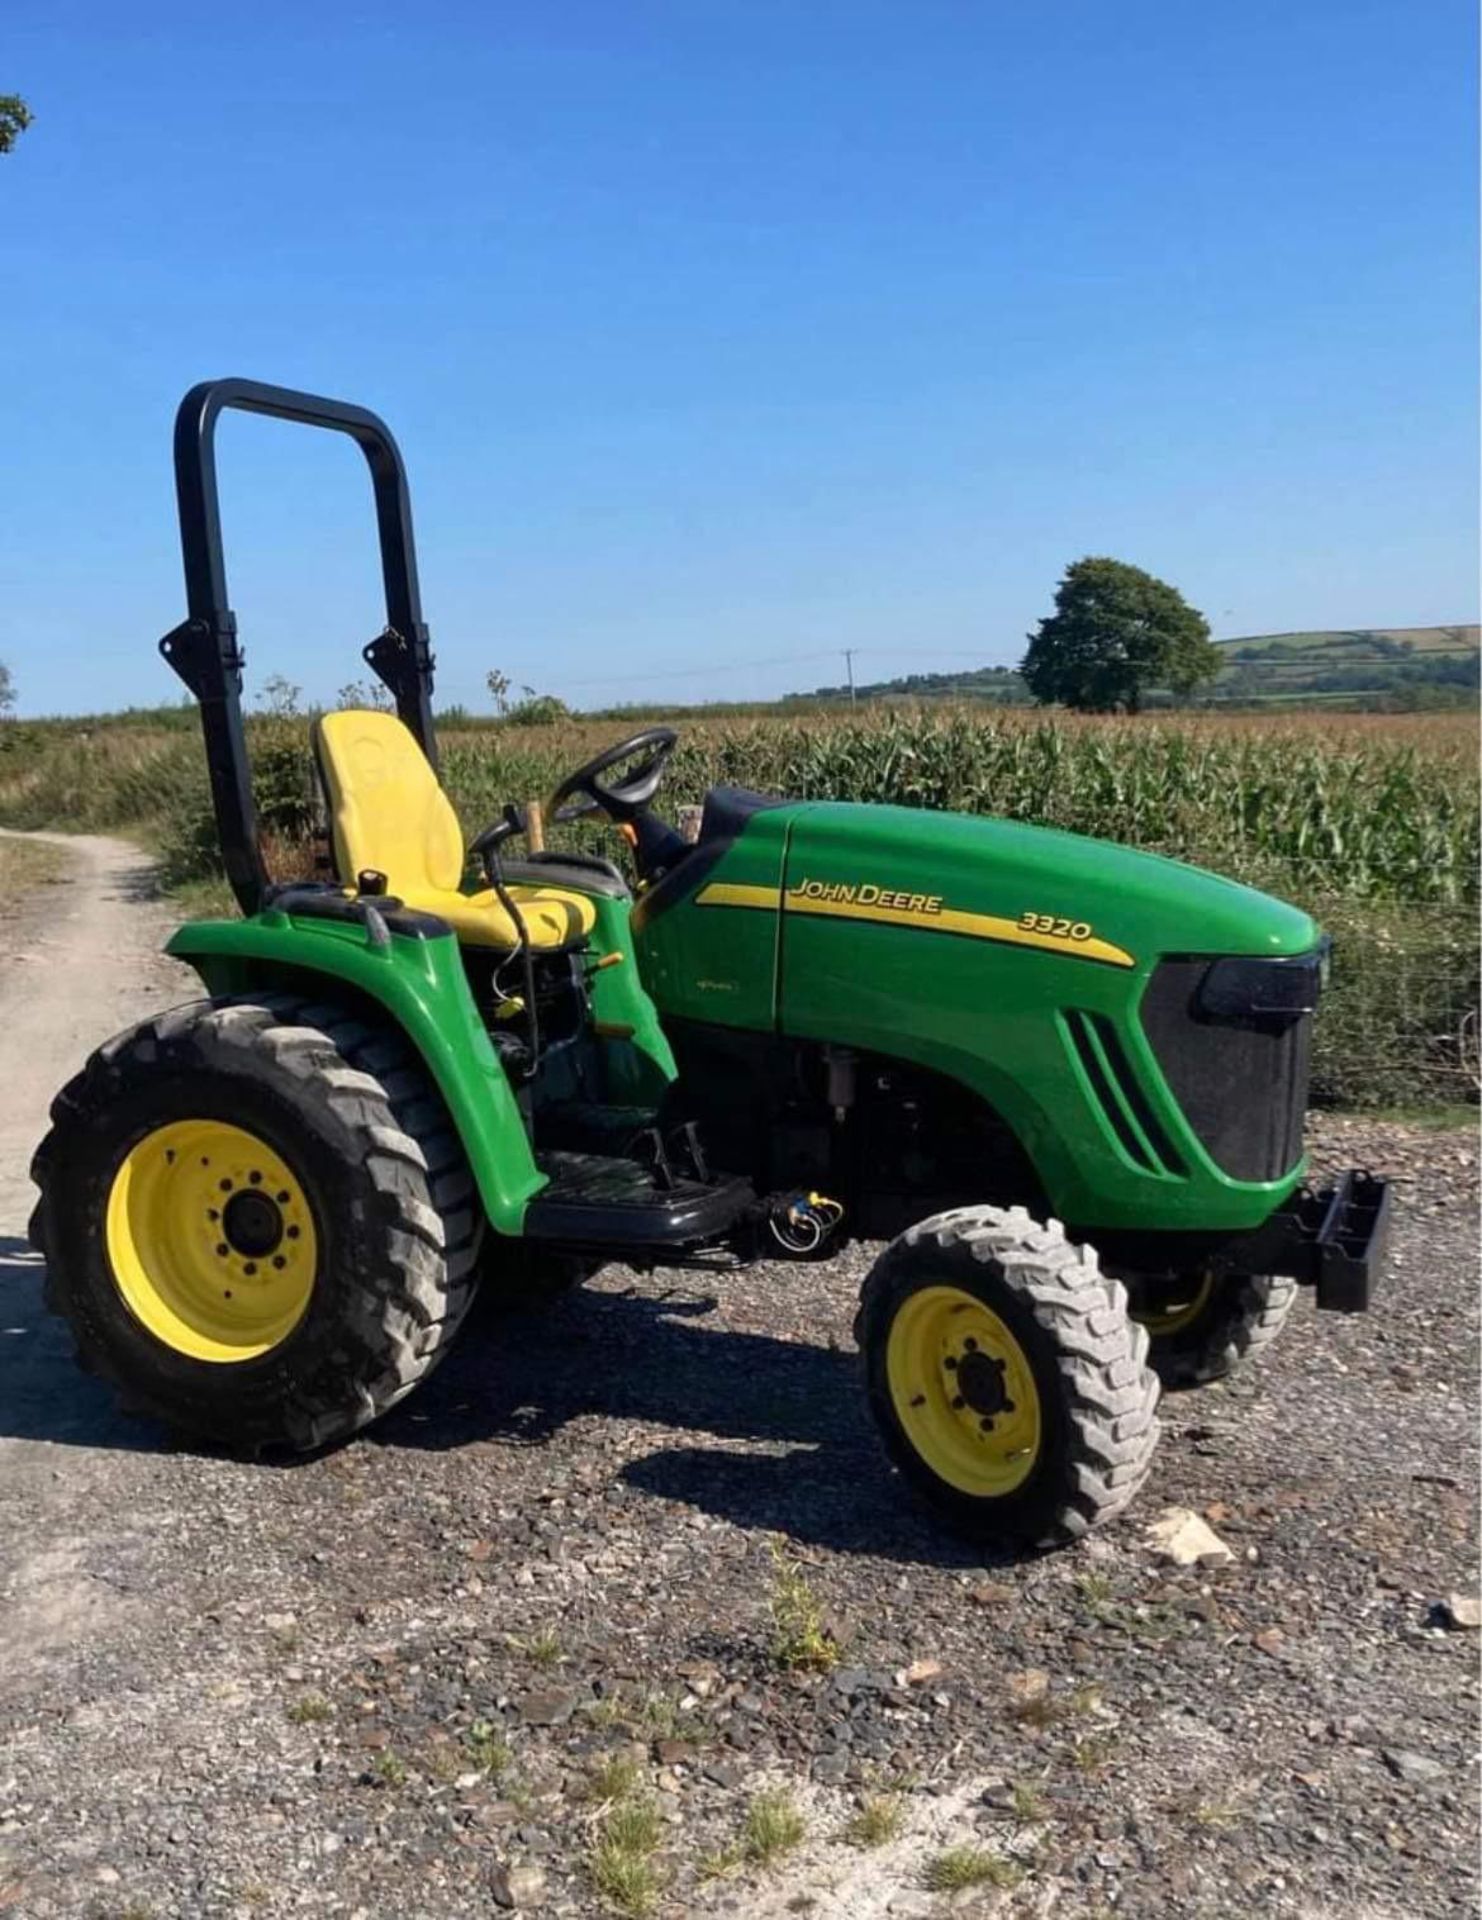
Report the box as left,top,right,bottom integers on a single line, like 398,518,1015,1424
166,908,543,1234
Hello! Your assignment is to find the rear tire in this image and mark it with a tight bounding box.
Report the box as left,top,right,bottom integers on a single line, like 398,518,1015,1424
855,1206,1161,1549
30,995,482,1452
1130,1272,1298,1389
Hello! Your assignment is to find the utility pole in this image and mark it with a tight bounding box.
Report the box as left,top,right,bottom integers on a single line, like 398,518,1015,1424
843,648,857,709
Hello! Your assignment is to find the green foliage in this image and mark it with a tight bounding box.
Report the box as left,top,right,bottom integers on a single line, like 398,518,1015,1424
336,679,391,711
843,1794,905,1848
256,674,302,718
585,1753,643,1804
768,1535,839,1672
803,663,1031,706
504,692,571,726
0,659,13,713
1023,557,1221,712
925,1845,1023,1891
588,1796,665,1915
464,1719,511,1776
0,95,32,155
285,1694,333,1724
742,1788,807,1865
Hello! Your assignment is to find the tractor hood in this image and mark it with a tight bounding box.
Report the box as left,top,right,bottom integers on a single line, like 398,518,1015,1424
632,791,1321,1231
779,801,1316,969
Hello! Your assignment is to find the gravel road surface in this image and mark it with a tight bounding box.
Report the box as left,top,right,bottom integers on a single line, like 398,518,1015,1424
1,831,1476,1920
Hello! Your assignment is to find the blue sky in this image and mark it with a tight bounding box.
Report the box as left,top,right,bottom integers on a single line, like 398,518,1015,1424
1,1,1476,715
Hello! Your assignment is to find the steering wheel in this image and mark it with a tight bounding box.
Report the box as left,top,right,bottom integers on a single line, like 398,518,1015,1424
547,727,678,826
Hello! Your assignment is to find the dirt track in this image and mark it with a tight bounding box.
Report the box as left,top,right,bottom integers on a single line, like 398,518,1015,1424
0,831,1477,1920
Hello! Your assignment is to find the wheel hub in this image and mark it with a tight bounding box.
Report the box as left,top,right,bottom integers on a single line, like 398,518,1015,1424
954,1346,1013,1420
222,1188,285,1259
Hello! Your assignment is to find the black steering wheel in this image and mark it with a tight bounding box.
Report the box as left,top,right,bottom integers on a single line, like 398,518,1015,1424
547,727,678,826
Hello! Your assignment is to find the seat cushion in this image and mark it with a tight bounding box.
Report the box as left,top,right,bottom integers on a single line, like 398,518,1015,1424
400,882,595,950
313,710,596,951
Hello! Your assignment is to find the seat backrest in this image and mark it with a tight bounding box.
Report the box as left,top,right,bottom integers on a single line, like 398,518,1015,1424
313,709,464,894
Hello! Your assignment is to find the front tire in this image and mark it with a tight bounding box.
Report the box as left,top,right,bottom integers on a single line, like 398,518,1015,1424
855,1207,1161,1548
30,996,482,1452
1130,1272,1298,1389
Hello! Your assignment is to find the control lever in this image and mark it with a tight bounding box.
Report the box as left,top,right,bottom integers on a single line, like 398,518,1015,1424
470,804,528,884
468,804,540,1078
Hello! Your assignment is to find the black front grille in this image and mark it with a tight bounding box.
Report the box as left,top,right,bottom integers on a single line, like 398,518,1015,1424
1139,955,1316,1182
1065,1009,1187,1178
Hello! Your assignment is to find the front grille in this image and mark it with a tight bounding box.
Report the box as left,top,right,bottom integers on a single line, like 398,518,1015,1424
1139,956,1315,1182
1064,1009,1187,1178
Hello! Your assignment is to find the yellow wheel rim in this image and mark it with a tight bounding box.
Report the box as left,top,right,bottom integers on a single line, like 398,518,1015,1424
886,1285,1042,1497
1136,1272,1215,1338
105,1118,318,1363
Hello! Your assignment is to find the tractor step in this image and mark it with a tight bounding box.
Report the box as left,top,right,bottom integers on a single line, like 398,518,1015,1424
523,1149,755,1255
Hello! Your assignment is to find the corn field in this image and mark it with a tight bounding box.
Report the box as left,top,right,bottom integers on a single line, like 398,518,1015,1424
0,705,1475,1108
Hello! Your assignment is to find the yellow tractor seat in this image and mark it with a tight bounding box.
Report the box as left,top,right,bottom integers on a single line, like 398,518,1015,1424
312,710,596,951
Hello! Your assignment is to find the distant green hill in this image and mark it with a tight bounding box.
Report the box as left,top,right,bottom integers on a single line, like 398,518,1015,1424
1210,626,1478,707
791,626,1478,710
1219,625,1477,659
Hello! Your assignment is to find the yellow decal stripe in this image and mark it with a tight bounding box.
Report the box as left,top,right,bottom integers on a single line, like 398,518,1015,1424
696,879,1135,968
695,882,783,911
783,893,1136,968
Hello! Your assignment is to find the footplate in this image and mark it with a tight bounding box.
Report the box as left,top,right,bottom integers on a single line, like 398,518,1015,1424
523,1149,755,1256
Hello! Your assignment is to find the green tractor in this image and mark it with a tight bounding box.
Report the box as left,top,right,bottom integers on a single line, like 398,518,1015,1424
31,380,1389,1547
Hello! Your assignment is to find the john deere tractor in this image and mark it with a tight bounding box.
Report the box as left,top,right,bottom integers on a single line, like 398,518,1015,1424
30,380,1390,1547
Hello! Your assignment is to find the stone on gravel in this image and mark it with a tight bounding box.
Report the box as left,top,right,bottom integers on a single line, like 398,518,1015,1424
516,1688,578,1727
1439,1590,1480,1630
490,1861,548,1908
1382,1749,1445,1786
1145,1506,1235,1567
1008,1668,1050,1706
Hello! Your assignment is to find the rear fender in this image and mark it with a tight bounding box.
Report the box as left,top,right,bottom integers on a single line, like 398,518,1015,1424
166,911,542,1233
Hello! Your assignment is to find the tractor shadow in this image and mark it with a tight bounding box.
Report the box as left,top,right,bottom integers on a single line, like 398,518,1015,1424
0,1243,1008,1566
0,1235,170,1451
372,1282,1001,1568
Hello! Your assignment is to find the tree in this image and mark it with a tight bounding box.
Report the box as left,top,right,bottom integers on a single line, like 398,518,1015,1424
0,96,33,156
0,659,13,714
1021,557,1222,713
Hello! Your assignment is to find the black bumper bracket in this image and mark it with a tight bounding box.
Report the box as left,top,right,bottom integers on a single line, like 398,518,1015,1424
1282,1168,1391,1313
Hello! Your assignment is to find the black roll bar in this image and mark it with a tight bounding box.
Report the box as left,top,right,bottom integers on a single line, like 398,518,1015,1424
158,377,438,914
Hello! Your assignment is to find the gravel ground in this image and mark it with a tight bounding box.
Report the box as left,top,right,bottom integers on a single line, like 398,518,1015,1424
0,835,1477,1920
